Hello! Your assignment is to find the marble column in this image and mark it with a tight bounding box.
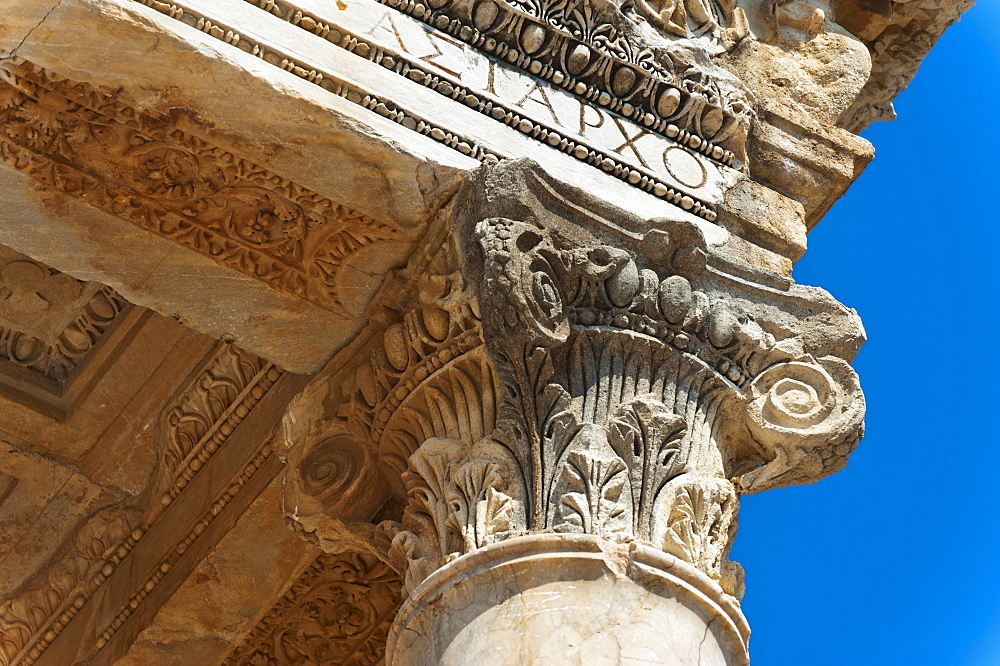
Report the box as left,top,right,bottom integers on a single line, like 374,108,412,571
388,534,751,665
278,159,865,665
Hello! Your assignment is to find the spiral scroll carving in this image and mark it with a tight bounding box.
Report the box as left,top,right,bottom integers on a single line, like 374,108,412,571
739,357,865,493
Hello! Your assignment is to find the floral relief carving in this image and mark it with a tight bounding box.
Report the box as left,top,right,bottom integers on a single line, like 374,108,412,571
656,474,737,576
284,163,864,602
0,247,129,386
0,58,400,315
553,446,631,536
225,551,402,666
387,437,519,593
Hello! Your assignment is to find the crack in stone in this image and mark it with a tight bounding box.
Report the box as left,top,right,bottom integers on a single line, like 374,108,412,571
1,437,127,499
5,0,64,60
696,614,719,666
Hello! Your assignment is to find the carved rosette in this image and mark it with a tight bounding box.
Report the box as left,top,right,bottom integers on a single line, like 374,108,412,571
282,160,864,605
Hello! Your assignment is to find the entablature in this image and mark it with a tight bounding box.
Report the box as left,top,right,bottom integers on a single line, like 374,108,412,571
0,0,899,374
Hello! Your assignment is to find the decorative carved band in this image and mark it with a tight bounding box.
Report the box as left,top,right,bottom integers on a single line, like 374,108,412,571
128,0,724,221
371,0,748,163
225,551,402,665
132,0,502,165
0,343,285,666
159,344,283,507
0,59,400,315
0,507,134,666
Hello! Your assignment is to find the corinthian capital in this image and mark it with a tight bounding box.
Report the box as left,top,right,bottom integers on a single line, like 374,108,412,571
445,159,863,575
277,159,865,664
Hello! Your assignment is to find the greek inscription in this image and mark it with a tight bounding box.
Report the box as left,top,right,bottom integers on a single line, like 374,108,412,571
368,10,464,78
579,104,604,136
663,146,708,189
356,2,721,196
515,81,563,126
609,116,651,169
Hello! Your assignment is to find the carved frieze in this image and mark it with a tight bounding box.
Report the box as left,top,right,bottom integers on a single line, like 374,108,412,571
0,505,137,666
0,342,285,666
0,58,400,316
159,344,282,506
367,0,752,162
225,551,402,666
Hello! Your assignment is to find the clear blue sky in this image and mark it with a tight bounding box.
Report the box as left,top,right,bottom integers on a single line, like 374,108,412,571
732,5,1000,665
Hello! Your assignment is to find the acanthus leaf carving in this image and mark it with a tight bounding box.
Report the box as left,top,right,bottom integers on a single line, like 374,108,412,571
445,459,517,554
552,444,631,536
389,437,522,593
656,474,738,577
608,395,688,541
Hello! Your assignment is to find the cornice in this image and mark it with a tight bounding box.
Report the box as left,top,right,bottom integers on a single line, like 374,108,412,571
128,0,731,222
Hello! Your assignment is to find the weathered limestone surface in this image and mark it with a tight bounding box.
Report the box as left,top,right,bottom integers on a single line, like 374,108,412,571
0,0,969,662
838,0,974,130
0,0,470,373
389,534,750,665
116,482,322,666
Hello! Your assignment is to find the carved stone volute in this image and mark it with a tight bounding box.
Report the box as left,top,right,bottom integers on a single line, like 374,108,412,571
441,158,863,590
276,236,502,562
280,159,864,609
